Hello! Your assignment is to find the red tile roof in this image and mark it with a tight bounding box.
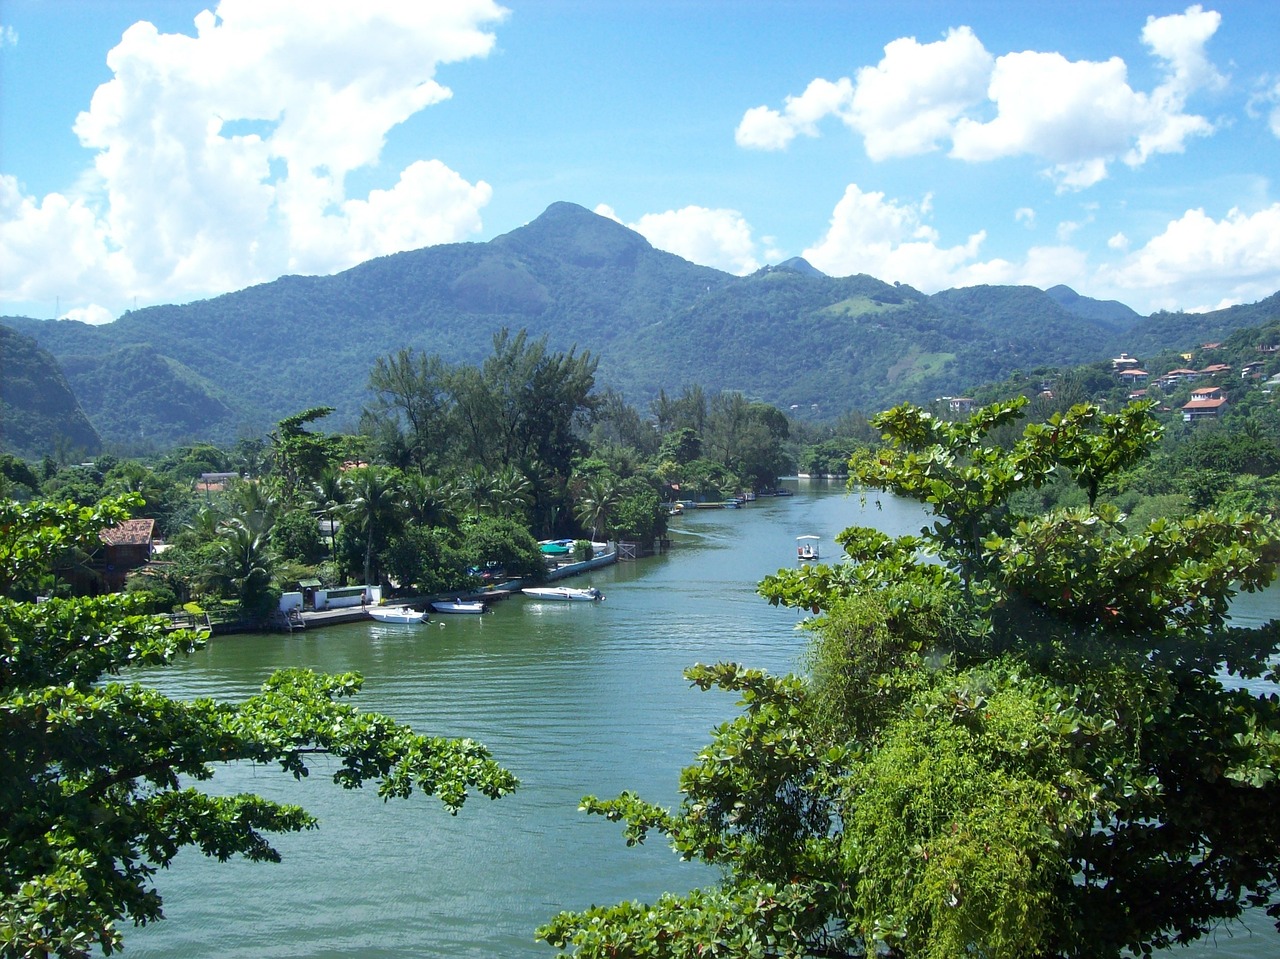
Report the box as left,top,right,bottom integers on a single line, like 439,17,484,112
99,518,155,546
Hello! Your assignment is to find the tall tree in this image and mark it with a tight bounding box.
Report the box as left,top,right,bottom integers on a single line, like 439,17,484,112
0,496,516,957
365,349,454,474
341,466,403,587
268,408,343,506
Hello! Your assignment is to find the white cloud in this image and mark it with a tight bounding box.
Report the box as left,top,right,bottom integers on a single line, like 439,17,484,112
740,7,1222,189
735,78,854,150
1098,204,1280,309
601,205,761,275
1108,232,1130,251
801,183,1098,296
1,0,505,319
1,24,17,47
62,305,115,325
735,28,989,158
1015,207,1036,227
1141,4,1226,98
848,27,993,161
801,183,984,288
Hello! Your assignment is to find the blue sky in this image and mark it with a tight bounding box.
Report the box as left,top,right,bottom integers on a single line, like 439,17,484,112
2,0,1278,324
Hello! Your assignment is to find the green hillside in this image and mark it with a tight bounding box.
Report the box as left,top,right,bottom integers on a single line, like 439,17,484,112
4,202,1277,448
0,326,101,458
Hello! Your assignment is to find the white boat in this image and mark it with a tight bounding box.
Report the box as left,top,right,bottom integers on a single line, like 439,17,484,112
430,600,488,614
796,535,820,561
367,605,427,624
521,586,604,602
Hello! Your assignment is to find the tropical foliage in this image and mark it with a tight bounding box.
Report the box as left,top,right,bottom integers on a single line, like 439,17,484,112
539,399,1280,958
0,497,518,956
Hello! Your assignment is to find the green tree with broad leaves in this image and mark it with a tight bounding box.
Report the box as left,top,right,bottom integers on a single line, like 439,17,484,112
0,495,517,957
538,399,1280,959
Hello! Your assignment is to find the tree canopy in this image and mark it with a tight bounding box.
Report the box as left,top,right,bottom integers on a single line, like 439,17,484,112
539,399,1280,959
0,496,517,957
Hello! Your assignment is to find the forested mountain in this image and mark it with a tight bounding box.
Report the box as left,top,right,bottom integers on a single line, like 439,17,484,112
4,201,1278,450
0,327,101,458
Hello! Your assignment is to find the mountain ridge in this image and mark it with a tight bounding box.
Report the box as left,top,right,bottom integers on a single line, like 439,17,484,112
3,202,1277,451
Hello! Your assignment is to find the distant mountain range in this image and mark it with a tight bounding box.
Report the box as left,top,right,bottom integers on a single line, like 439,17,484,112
4,201,1279,455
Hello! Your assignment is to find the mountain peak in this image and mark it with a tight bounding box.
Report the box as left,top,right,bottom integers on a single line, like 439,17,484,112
773,257,825,277
497,202,652,267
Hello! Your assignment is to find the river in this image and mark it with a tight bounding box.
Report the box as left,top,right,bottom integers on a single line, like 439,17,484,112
128,482,1280,958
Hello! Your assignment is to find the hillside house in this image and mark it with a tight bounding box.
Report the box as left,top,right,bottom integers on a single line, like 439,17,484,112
97,518,156,591
1182,387,1227,422
1156,368,1202,389
1118,369,1149,385
1111,353,1141,371
1199,363,1232,376
947,397,975,414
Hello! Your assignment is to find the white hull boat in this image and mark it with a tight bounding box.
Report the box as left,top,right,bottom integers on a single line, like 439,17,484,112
430,600,488,614
367,605,427,624
521,586,604,602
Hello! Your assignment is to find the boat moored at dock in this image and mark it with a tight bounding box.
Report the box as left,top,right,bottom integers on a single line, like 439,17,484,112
367,605,427,624
521,586,604,602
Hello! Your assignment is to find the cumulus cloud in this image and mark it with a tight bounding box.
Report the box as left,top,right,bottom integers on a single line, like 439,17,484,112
738,7,1223,189
801,184,984,288
1,24,17,47
1015,207,1036,227
1098,204,1280,310
735,28,989,159
801,183,1096,294
62,305,115,325
597,204,761,275
1,0,505,319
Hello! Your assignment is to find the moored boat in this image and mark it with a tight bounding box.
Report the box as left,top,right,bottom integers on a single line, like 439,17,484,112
430,600,488,614
796,535,820,561
521,586,604,602
367,605,427,624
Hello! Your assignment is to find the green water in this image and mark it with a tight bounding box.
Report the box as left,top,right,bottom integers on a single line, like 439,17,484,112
126,484,1280,957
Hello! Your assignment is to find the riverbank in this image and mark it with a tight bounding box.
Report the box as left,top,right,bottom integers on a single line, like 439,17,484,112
270,544,621,632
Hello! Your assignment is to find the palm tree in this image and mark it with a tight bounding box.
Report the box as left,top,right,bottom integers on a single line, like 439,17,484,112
342,466,402,587
207,517,275,620
489,465,533,522
312,468,346,561
573,474,620,542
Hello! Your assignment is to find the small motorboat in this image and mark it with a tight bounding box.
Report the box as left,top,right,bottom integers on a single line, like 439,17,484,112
430,600,488,614
367,605,427,624
796,535,820,562
521,586,604,602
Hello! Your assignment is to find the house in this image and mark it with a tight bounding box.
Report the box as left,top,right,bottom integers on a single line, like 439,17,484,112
1182,387,1227,422
1199,363,1232,376
1118,369,1149,384
947,397,975,414
1111,353,1141,371
1242,362,1264,379
1127,388,1149,401
1156,368,1202,389
97,518,156,591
